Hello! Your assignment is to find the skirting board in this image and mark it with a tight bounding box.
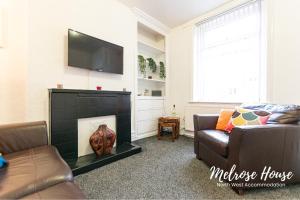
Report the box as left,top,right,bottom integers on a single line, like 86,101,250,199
132,128,188,141
182,130,194,138
132,131,157,141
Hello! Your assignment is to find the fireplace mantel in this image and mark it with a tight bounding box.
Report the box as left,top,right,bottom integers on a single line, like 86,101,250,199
49,89,141,175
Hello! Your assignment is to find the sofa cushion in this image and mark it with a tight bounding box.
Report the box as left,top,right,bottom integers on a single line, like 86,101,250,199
242,103,300,124
0,146,73,199
21,182,85,199
196,130,229,157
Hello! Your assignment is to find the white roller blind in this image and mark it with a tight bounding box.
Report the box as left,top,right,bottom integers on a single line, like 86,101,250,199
193,0,265,103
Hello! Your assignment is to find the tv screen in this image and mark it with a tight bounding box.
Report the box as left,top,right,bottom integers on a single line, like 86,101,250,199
68,29,123,74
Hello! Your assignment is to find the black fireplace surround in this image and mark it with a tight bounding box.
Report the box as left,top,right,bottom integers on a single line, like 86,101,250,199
49,89,141,175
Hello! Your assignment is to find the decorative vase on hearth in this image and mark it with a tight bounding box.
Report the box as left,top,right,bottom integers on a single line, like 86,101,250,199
89,124,116,157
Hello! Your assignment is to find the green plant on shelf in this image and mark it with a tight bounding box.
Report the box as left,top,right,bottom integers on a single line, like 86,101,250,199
147,58,157,73
138,55,146,77
159,61,166,79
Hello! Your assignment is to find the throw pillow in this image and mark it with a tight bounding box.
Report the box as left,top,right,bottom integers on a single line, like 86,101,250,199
216,109,235,131
242,103,300,124
0,153,7,168
225,107,271,133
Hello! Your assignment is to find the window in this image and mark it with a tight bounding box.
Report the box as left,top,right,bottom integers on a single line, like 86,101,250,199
193,0,265,103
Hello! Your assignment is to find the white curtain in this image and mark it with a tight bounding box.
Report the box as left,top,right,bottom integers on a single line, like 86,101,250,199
193,0,264,103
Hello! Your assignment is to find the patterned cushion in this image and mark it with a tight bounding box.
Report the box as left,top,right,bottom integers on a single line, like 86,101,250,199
225,108,271,133
0,153,7,168
242,103,300,124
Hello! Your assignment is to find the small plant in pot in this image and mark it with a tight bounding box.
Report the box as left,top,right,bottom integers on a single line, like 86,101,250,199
138,55,146,77
147,58,157,73
159,61,166,79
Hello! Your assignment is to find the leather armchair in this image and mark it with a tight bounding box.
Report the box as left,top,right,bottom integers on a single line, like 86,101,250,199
194,105,300,194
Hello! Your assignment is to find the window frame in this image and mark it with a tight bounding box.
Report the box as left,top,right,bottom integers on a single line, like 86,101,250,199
191,0,267,104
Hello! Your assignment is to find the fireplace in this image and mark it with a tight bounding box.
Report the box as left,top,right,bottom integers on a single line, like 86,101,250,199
49,89,141,175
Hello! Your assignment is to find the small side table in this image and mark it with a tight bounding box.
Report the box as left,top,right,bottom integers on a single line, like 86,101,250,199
157,117,180,142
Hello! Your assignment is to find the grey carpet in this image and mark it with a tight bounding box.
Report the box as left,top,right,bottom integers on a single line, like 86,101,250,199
75,136,300,199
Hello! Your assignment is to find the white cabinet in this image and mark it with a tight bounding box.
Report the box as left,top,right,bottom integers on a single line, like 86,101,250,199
136,98,164,111
134,97,165,140
137,120,157,134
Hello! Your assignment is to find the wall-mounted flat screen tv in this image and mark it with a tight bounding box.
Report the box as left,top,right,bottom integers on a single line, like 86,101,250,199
68,29,123,74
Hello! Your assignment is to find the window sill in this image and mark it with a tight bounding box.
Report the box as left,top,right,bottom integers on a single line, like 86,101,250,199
186,101,241,109
188,101,242,105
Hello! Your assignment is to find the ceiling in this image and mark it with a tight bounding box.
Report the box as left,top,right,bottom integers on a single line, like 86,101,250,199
118,0,232,28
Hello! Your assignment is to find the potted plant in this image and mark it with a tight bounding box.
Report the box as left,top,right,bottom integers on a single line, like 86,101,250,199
147,58,157,73
138,55,146,78
159,61,166,79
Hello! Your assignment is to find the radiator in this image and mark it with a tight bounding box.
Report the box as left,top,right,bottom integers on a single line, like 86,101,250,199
184,103,239,131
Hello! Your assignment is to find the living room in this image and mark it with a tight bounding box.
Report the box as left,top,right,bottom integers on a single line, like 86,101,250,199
0,0,300,199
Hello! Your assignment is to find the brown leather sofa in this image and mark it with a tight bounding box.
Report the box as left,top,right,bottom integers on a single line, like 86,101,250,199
194,104,300,194
0,121,86,199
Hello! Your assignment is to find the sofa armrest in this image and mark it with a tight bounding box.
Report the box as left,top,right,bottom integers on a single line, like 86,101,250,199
193,114,219,132
0,121,48,154
228,124,300,174
193,114,219,156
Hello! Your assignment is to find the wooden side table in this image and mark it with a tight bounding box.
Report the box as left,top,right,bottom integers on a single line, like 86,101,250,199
157,117,180,142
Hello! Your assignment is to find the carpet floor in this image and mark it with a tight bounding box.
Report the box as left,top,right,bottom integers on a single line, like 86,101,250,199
75,136,300,199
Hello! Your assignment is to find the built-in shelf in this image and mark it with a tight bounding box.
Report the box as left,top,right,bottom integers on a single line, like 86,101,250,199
138,22,165,39
136,96,165,100
138,77,165,83
138,40,165,55
135,20,167,141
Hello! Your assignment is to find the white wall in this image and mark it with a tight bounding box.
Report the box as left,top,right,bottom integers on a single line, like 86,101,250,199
268,0,300,104
168,25,194,126
0,0,138,129
169,0,300,130
2,0,300,133
26,0,137,128
0,0,28,124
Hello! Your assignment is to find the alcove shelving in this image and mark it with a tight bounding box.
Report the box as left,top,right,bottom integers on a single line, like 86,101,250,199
134,22,168,140
137,22,166,98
